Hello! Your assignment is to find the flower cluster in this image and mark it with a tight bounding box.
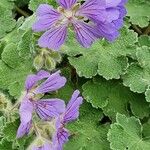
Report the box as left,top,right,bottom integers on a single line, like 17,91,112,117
32,0,127,50
17,70,83,150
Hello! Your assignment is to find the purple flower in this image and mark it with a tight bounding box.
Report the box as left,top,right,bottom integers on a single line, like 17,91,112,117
97,0,127,41
52,90,83,150
32,0,127,50
17,70,66,138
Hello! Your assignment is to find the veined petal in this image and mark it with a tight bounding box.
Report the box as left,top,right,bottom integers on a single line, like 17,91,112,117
19,98,33,124
17,121,32,138
35,71,66,94
25,70,50,91
38,24,67,50
105,0,127,23
32,4,61,32
63,90,83,124
57,0,77,9
118,6,127,18
35,99,65,120
73,21,100,48
53,127,70,150
77,0,106,22
112,19,124,29
97,23,119,41
106,0,122,7
105,8,120,22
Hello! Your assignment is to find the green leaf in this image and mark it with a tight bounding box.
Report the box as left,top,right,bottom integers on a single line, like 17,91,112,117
68,27,137,79
108,113,150,150
0,138,13,150
143,120,150,138
82,78,109,108
82,77,150,120
15,0,30,7
129,94,150,119
138,35,150,47
2,118,33,150
61,30,88,57
17,29,33,58
123,46,150,101
0,42,33,98
123,63,149,93
145,87,150,102
0,26,35,99
1,17,24,45
64,102,110,150
0,0,16,38
19,14,36,30
3,119,19,141
0,116,6,133
1,43,21,68
29,0,57,11
126,0,150,27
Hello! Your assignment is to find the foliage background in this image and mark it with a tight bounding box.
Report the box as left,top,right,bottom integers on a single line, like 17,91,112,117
0,0,150,149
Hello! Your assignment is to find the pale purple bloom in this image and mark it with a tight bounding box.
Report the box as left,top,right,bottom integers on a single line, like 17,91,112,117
52,90,83,150
32,0,127,50
17,70,66,138
97,0,127,41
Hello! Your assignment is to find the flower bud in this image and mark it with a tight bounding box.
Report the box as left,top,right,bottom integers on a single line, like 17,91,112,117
49,51,62,63
27,136,52,150
36,121,55,140
33,55,44,70
0,93,11,111
45,56,56,71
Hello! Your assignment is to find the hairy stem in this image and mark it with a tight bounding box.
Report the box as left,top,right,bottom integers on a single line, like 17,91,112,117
144,25,150,35
15,5,29,17
132,24,142,35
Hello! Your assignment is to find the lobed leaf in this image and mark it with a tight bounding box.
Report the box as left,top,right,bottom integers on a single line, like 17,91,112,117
108,113,150,150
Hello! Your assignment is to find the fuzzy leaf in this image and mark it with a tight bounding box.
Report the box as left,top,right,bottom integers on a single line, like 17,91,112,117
68,27,137,79
123,46,150,101
64,102,110,150
0,0,16,38
29,0,57,11
108,113,150,150
0,42,33,98
3,119,19,141
138,35,150,47
0,139,13,150
82,77,150,120
126,0,150,27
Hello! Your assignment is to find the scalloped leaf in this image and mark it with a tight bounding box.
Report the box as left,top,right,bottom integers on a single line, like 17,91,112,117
82,77,150,120
64,102,110,150
68,27,137,79
126,0,150,27
29,0,57,11
0,0,16,38
0,138,13,150
123,46,150,101
108,113,150,150
0,42,33,98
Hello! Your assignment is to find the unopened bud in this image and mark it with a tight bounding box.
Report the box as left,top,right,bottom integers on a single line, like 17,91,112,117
33,55,44,70
45,57,56,71
0,93,11,111
49,51,62,63
36,121,55,140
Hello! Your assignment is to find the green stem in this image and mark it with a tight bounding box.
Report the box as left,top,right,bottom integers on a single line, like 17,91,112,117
15,5,29,17
132,24,142,35
144,25,150,35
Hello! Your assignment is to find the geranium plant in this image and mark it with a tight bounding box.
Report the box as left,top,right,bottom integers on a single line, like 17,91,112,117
0,0,150,150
